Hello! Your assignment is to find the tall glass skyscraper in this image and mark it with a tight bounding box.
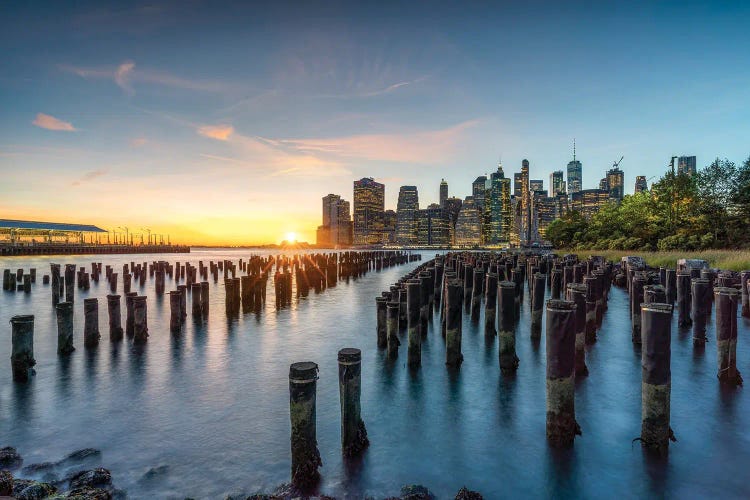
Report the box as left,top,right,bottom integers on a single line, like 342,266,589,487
567,140,582,195
439,179,448,207
353,177,385,245
395,185,419,245
678,156,697,175
605,166,624,201
549,170,566,196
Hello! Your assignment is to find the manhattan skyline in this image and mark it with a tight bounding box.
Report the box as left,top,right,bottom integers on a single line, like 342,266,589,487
2,1,749,245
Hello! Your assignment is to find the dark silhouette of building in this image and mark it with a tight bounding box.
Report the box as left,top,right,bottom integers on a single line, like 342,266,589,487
439,179,448,208
353,177,385,245
605,166,624,201
317,194,352,247
395,185,419,245
549,170,566,196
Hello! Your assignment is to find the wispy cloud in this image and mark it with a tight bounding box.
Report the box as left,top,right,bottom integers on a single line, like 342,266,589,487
198,124,234,141
32,113,76,131
129,137,148,148
72,169,107,186
60,61,236,95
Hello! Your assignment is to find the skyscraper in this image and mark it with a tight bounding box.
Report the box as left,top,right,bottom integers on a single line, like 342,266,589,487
454,197,482,246
678,155,697,175
571,189,610,219
486,163,512,244
395,185,419,245
472,176,488,210
318,194,352,247
443,197,463,245
635,176,648,193
549,170,566,196
530,179,544,193
513,173,523,198
417,204,450,246
605,166,625,201
567,140,582,195
439,179,448,208
353,177,385,245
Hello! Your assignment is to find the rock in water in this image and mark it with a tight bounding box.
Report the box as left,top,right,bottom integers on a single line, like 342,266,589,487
66,486,113,499
21,462,56,475
60,448,101,464
69,468,113,491
455,487,483,500
12,479,57,499
0,470,12,496
400,484,436,500
0,446,23,470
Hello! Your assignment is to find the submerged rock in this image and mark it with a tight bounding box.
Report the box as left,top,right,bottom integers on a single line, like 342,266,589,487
13,478,58,499
399,484,435,500
0,446,23,470
139,464,169,482
66,486,112,499
0,470,12,495
22,462,57,474
455,487,483,500
59,449,101,464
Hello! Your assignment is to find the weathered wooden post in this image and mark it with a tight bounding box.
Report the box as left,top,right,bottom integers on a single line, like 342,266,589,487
83,298,100,348
715,287,742,386
338,348,369,456
446,278,463,367
200,281,209,316
665,268,676,303
11,315,36,381
551,268,562,300
22,274,31,293
133,296,148,344
631,274,646,343
530,273,546,339
406,280,421,367
177,285,187,320
498,281,519,374
470,267,484,320
741,270,750,318
567,283,588,377
644,285,667,304
463,263,473,307
107,295,123,341
55,302,75,354
125,292,137,336
169,291,181,333
419,271,431,333
123,273,132,294
546,300,580,447
192,283,202,319
289,361,321,488
386,301,400,359
583,275,597,344
485,272,498,336
65,264,75,302
375,297,387,348
691,278,710,346
2,269,9,291
110,272,118,293
640,303,675,454
676,271,692,328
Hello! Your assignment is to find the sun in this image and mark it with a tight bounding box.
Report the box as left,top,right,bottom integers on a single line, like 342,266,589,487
285,232,297,243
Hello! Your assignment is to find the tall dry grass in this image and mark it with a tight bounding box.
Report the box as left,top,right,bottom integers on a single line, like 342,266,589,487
564,249,750,271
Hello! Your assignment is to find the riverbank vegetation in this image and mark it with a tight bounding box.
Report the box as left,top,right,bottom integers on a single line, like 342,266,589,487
562,249,750,271
547,156,750,252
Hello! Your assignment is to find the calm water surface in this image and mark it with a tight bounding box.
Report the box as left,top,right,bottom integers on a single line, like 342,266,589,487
1,249,749,499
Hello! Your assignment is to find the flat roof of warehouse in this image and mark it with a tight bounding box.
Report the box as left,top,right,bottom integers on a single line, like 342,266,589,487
0,219,106,232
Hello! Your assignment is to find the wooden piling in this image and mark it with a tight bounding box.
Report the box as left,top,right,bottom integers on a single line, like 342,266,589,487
676,271,692,328
83,298,100,348
200,281,209,316
289,361,321,489
125,292,137,337
631,274,646,343
498,281,519,374
107,295,123,341
445,278,463,367
545,299,580,447
10,315,35,382
715,287,742,386
192,283,202,319
740,271,750,318
133,296,148,343
551,268,562,300
375,297,387,348
386,301,400,359
55,302,75,354
406,280,421,367
567,283,588,377
691,278,710,345
338,348,369,456
485,272,498,336
169,291,181,333
640,303,675,454
530,273,546,339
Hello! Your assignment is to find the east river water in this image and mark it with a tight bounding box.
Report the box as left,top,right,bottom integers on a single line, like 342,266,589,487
1,249,749,499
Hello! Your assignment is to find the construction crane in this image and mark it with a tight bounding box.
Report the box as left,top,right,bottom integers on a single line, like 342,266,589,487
613,156,624,169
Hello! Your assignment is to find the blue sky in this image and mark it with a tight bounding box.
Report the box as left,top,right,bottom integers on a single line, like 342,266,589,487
1,1,748,243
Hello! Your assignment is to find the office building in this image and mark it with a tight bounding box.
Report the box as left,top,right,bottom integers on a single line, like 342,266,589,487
439,179,448,208
550,170,566,196
571,189,610,219
454,197,482,246
535,192,557,238
567,140,582,195
317,194,352,247
635,176,648,193
472,176,488,210
395,185,419,245
417,204,450,246
530,179,544,193
353,177,385,245
383,210,397,243
486,163,512,245
444,197,463,245
678,155,697,176
605,166,625,201
513,172,523,198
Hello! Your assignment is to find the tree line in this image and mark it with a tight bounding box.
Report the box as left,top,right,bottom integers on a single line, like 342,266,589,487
546,156,750,250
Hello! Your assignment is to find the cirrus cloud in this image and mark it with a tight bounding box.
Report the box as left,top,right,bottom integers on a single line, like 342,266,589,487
32,113,76,132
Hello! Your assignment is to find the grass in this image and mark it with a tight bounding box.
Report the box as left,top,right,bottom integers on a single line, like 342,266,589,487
562,249,750,271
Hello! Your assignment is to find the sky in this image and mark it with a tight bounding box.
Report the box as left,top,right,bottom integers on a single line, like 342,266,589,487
1,1,749,245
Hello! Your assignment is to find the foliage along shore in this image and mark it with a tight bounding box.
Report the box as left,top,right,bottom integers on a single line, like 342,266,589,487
562,249,750,272
546,156,750,252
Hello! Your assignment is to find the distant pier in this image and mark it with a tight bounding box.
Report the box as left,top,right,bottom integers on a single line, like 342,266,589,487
0,244,190,256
